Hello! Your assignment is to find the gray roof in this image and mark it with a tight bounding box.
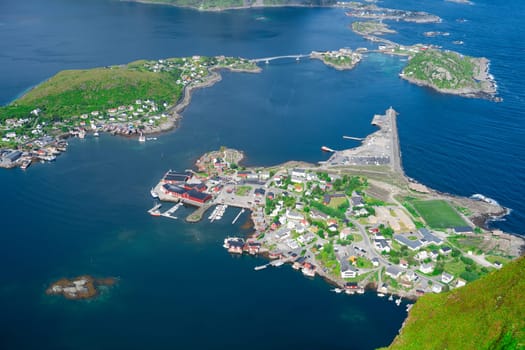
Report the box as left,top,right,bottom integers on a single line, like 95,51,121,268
419,228,443,244
394,234,423,250
386,265,402,277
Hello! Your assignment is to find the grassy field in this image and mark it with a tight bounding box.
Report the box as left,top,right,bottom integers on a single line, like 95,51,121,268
0,66,182,121
412,199,467,229
382,256,525,350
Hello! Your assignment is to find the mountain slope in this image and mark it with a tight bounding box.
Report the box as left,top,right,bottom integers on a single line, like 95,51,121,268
383,256,525,350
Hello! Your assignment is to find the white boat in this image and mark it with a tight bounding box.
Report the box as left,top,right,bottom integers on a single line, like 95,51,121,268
388,294,394,301
139,133,146,142
93,131,100,137
333,288,342,294
146,137,157,141
346,289,355,295
395,298,402,306
357,287,365,294
254,265,268,271
78,130,86,139
150,188,159,198
377,293,385,297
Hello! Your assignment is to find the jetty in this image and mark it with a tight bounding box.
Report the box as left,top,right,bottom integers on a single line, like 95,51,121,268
232,208,245,224
161,202,183,220
343,136,364,141
147,203,162,216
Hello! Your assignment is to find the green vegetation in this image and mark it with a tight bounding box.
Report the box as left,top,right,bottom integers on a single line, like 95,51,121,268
402,49,483,91
351,21,395,35
411,199,467,229
235,185,252,196
0,66,181,121
383,257,525,350
317,242,340,275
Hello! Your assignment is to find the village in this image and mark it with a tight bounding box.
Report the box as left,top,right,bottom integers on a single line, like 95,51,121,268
148,141,523,301
0,55,259,169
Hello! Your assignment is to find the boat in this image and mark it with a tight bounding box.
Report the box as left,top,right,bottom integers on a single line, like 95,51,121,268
345,289,355,295
321,145,335,153
332,288,342,294
146,137,157,141
138,133,146,142
302,268,315,277
254,264,268,271
149,210,161,217
93,131,99,137
452,40,464,45
150,188,159,199
20,159,31,170
395,297,402,306
377,293,385,297
356,287,365,294
406,304,413,312
271,260,284,267
388,294,394,301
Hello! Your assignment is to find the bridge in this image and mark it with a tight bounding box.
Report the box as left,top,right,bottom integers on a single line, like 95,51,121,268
251,54,311,64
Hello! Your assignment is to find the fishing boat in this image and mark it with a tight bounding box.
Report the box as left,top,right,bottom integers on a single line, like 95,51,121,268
20,159,32,170
150,188,159,198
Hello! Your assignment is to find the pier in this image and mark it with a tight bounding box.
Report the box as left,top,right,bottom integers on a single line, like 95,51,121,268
343,136,364,141
147,203,162,216
232,208,245,224
161,202,183,220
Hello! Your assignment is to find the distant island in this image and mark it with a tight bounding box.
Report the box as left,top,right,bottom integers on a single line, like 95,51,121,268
381,256,524,350
129,0,336,11
46,275,117,300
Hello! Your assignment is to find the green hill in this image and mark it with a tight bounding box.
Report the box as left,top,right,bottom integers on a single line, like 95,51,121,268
381,256,525,350
0,64,182,121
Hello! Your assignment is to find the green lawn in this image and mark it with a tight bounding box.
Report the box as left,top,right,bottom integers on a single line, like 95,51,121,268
412,200,467,229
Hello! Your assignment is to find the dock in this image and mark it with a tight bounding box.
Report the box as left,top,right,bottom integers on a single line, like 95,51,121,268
161,202,183,220
147,203,162,215
232,208,245,224
343,136,364,141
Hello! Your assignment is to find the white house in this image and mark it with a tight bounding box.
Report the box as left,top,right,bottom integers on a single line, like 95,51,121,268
419,263,434,274
432,283,444,293
441,272,454,284
340,261,359,279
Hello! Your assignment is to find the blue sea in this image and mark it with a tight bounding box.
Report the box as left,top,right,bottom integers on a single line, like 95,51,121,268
0,0,524,348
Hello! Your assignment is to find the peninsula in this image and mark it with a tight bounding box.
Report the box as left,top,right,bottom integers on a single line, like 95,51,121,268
149,107,524,300
0,55,260,168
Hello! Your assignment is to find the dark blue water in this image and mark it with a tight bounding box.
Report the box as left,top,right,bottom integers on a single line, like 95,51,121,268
1,0,524,348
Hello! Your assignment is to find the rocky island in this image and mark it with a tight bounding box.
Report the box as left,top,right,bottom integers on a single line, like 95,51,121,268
400,49,499,101
46,275,117,300
351,21,397,36
310,49,363,70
